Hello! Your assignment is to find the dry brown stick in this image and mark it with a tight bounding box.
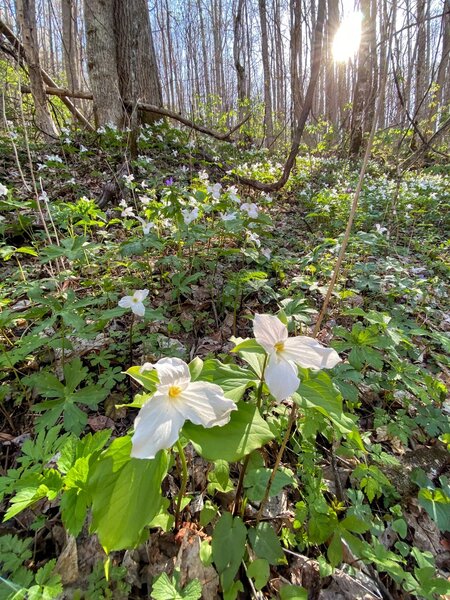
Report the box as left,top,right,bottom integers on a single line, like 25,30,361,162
21,85,92,100
135,102,250,142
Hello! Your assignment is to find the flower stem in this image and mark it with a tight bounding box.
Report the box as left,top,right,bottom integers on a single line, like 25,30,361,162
233,354,268,516
174,439,188,528
129,313,135,366
255,403,297,523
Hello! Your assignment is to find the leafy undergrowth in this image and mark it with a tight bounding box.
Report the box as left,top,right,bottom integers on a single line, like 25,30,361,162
0,121,449,599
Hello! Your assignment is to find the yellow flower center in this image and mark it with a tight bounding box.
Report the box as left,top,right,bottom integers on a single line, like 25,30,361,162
168,385,183,399
274,341,285,352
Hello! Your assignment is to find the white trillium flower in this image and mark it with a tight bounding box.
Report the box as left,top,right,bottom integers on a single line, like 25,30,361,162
374,223,388,234
207,183,222,199
220,212,237,221
118,289,149,317
131,357,237,459
181,207,199,225
253,314,341,402
261,247,271,260
121,206,135,218
0,183,8,196
136,216,154,234
241,202,259,219
246,231,261,247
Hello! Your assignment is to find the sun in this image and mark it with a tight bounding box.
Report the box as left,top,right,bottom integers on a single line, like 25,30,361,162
332,11,363,62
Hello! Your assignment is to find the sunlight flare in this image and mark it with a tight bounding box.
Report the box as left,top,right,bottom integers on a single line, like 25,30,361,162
332,11,363,62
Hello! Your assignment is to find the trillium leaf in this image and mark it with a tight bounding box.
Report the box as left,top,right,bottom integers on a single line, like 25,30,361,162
188,357,204,381
247,558,270,591
88,436,168,552
231,337,266,377
248,522,286,565
211,512,247,591
126,365,159,393
199,359,257,401
295,370,361,442
184,403,274,462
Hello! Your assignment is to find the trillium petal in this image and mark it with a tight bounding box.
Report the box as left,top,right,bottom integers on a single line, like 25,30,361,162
178,381,237,427
282,337,341,370
131,393,184,459
131,301,145,317
253,314,288,352
134,289,149,301
118,296,133,308
265,354,300,401
154,357,191,389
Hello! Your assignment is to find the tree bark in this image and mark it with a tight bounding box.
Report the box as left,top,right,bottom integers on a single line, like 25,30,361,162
349,0,372,156
16,0,58,141
84,0,122,128
61,0,82,112
114,0,162,125
259,0,274,148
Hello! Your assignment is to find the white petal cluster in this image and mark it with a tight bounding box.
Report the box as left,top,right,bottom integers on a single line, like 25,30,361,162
253,314,341,401
181,207,199,225
131,357,237,459
207,183,222,199
118,289,149,317
241,202,259,219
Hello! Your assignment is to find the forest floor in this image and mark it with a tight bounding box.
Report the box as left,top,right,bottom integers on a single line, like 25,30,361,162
0,121,449,600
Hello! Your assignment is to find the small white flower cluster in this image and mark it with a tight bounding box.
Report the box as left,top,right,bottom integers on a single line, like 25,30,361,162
181,206,199,225
241,202,259,219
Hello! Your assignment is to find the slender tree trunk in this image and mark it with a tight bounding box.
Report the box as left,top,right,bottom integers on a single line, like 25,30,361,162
290,0,303,132
233,0,247,124
16,0,58,140
415,0,426,118
326,0,339,124
61,0,81,108
436,0,450,123
259,0,274,147
197,0,211,100
349,0,372,155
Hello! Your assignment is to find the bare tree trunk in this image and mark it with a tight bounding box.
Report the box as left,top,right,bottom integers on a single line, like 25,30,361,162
436,0,450,122
115,0,162,125
415,0,426,119
84,0,122,127
290,0,303,132
259,0,274,147
61,0,81,107
197,0,211,100
16,0,58,140
325,0,339,124
233,0,247,124
349,0,372,156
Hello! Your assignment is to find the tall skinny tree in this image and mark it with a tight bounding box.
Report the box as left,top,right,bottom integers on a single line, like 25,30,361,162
16,0,58,140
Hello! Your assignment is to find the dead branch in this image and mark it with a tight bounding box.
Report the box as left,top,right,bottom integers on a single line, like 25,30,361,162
21,85,92,100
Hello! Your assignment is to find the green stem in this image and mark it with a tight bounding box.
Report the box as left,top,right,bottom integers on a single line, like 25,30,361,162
174,439,188,528
129,313,135,367
233,354,268,516
255,403,297,523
